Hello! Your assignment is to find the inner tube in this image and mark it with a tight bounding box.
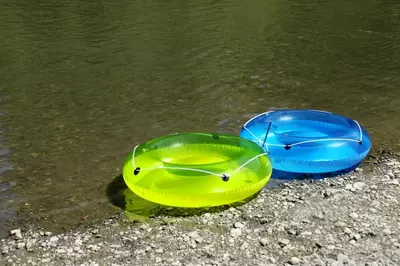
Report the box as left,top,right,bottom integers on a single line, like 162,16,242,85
239,109,372,177
122,132,272,208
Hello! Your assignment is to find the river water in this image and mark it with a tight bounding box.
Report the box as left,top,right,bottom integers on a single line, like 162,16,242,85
1,0,399,236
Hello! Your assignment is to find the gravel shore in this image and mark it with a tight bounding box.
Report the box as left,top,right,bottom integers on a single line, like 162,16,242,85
1,156,400,266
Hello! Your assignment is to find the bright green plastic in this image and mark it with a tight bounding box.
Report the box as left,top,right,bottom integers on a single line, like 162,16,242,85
122,132,272,208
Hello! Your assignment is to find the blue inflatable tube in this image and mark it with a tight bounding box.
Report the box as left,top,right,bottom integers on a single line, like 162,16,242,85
239,109,372,179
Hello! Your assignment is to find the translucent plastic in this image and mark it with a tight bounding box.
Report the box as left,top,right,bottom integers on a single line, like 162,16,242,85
239,109,372,176
122,132,272,208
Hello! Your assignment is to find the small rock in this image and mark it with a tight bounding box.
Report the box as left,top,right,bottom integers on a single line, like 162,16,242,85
337,253,349,263
351,233,362,241
355,167,362,172
349,212,359,219
335,221,346,227
371,200,380,207
26,239,36,252
230,228,242,238
387,172,395,179
56,248,66,253
49,236,59,243
313,212,324,220
278,238,290,247
327,245,336,250
155,248,163,253
344,228,352,235
323,189,334,198
353,182,365,190
260,238,268,246
155,257,162,263
334,193,344,201
10,229,22,239
2,246,10,254
383,228,392,235
240,242,249,250
16,242,26,249
234,222,244,228
187,231,200,239
289,257,301,265
44,232,52,236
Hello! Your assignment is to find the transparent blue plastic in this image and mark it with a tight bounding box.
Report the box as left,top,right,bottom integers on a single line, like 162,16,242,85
239,109,372,178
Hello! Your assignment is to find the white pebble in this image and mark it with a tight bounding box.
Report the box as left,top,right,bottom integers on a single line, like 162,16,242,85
289,257,300,265
230,228,242,238
234,222,244,228
349,212,359,219
259,238,268,246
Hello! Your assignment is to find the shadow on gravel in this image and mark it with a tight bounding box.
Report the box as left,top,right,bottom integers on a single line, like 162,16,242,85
270,163,361,181
106,175,258,222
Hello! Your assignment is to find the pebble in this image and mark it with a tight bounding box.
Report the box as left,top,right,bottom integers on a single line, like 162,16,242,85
327,245,336,250
289,257,301,265
1,246,9,255
230,228,242,238
10,229,22,239
337,254,349,263
278,239,290,247
344,228,352,235
387,172,395,179
49,236,59,243
234,222,244,228
155,248,163,253
349,212,359,219
353,182,365,190
335,222,346,227
16,242,25,249
26,239,35,252
188,231,200,239
351,233,362,241
259,238,268,246
334,194,344,201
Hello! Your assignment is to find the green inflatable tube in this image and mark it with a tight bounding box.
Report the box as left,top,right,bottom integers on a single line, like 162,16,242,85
122,132,272,208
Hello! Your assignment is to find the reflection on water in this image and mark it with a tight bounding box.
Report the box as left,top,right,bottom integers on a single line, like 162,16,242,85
0,0,399,234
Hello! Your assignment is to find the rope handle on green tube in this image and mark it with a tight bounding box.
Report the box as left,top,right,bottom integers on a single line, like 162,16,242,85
131,145,269,182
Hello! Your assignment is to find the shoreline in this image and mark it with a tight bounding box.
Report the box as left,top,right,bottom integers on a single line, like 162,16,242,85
1,154,400,266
